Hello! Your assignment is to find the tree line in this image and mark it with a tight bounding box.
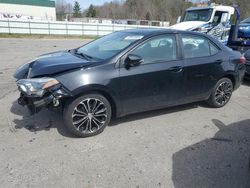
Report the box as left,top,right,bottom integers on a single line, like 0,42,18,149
56,0,250,24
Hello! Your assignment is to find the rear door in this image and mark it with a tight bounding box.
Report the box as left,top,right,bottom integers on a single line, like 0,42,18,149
180,34,223,102
119,34,185,115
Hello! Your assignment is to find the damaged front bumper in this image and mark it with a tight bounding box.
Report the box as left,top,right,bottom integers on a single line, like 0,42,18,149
17,84,70,114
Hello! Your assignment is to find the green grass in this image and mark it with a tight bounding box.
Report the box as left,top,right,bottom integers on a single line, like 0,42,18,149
0,33,99,39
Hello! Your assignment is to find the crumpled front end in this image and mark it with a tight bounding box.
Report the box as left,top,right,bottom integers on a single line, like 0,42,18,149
17,80,70,114
14,62,71,114
13,50,92,114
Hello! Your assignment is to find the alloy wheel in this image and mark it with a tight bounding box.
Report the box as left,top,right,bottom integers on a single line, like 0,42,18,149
72,98,107,133
214,81,233,106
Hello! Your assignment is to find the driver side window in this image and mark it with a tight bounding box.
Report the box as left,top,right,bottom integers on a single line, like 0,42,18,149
129,35,177,64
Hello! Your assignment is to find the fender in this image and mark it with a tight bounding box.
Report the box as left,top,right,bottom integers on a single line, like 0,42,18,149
70,84,122,117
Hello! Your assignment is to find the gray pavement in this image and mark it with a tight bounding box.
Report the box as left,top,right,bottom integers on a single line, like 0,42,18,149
0,38,249,188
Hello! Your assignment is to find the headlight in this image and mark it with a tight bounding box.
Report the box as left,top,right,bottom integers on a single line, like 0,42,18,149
17,77,59,97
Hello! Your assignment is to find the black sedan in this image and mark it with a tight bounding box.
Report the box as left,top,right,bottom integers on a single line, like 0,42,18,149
14,29,246,137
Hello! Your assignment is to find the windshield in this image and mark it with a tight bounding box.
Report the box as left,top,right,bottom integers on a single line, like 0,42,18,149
182,8,213,22
242,18,250,23
76,32,144,60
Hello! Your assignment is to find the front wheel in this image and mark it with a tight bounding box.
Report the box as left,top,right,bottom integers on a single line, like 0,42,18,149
63,94,112,137
207,78,233,108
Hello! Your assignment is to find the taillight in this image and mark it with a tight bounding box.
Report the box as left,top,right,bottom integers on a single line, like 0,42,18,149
239,56,246,64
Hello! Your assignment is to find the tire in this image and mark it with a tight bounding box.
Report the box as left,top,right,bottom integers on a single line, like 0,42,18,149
63,94,112,137
207,78,233,108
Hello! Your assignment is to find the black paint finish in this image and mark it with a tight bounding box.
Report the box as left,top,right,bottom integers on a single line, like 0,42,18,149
14,29,246,117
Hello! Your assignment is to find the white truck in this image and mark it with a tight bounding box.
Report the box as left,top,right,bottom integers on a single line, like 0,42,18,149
171,5,235,43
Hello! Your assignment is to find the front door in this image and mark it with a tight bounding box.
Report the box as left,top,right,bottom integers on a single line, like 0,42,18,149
119,34,185,115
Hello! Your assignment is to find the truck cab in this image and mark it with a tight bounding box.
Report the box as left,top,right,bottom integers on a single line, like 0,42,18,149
171,5,235,33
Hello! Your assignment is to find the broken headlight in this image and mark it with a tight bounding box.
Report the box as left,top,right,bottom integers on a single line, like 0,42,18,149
17,77,59,97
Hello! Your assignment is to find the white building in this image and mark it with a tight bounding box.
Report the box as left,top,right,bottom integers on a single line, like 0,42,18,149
0,0,56,20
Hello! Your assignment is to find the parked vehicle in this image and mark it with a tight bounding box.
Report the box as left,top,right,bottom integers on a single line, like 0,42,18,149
171,5,234,43
244,50,250,78
238,18,250,39
14,29,246,137
227,7,250,54
172,4,250,67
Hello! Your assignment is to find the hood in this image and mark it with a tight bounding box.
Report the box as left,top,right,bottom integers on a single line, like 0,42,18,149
239,23,250,29
14,51,97,79
239,23,250,26
170,21,207,31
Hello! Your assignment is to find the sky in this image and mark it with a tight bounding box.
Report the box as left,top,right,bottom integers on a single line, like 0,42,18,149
66,0,114,10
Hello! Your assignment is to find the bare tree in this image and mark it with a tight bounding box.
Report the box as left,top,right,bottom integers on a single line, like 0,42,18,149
56,0,73,20
72,0,250,23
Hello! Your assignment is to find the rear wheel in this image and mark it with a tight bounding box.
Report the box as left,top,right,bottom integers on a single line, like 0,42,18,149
207,78,233,108
63,94,112,137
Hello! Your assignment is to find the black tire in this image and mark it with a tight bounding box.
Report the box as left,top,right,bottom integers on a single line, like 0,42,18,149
207,77,233,108
63,94,112,137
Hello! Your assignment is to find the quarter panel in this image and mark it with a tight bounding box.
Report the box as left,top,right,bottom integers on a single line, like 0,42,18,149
182,51,232,102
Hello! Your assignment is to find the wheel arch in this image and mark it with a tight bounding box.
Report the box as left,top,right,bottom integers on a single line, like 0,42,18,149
222,74,236,89
69,84,121,118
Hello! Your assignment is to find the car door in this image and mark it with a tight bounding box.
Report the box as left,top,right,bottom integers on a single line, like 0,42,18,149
181,34,222,102
119,34,185,116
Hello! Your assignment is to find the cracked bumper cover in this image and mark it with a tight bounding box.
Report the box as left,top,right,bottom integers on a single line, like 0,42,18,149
17,85,70,114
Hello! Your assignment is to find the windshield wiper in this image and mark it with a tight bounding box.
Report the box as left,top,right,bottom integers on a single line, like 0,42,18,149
68,49,77,53
75,50,93,60
68,49,93,60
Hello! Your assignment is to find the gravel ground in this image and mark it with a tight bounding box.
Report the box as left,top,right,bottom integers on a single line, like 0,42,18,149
0,38,249,188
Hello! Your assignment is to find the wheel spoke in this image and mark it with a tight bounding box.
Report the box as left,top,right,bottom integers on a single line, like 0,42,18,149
73,116,88,125
215,94,222,100
73,113,86,118
217,86,223,92
81,118,89,133
92,118,100,129
87,99,91,113
218,97,223,104
93,103,102,113
91,99,98,113
95,107,106,115
94,113,107,118
75,107,87,115
93,116,105,125
76,117,88,130
80,102,89,113
88,118,93,132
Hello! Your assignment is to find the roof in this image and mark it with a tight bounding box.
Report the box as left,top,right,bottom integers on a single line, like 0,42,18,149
187,5,234,14
120,28,178,35
0,0,55,8
120,28,205,37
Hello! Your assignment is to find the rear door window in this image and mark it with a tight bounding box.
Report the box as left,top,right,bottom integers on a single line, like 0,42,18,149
181,35,219,58
209,41,219,55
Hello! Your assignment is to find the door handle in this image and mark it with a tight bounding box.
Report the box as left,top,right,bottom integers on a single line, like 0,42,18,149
168,66,183,73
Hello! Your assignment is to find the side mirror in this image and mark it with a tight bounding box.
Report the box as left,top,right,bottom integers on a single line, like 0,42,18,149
244,50,250,61
177,16,181,24
124,54,143,69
